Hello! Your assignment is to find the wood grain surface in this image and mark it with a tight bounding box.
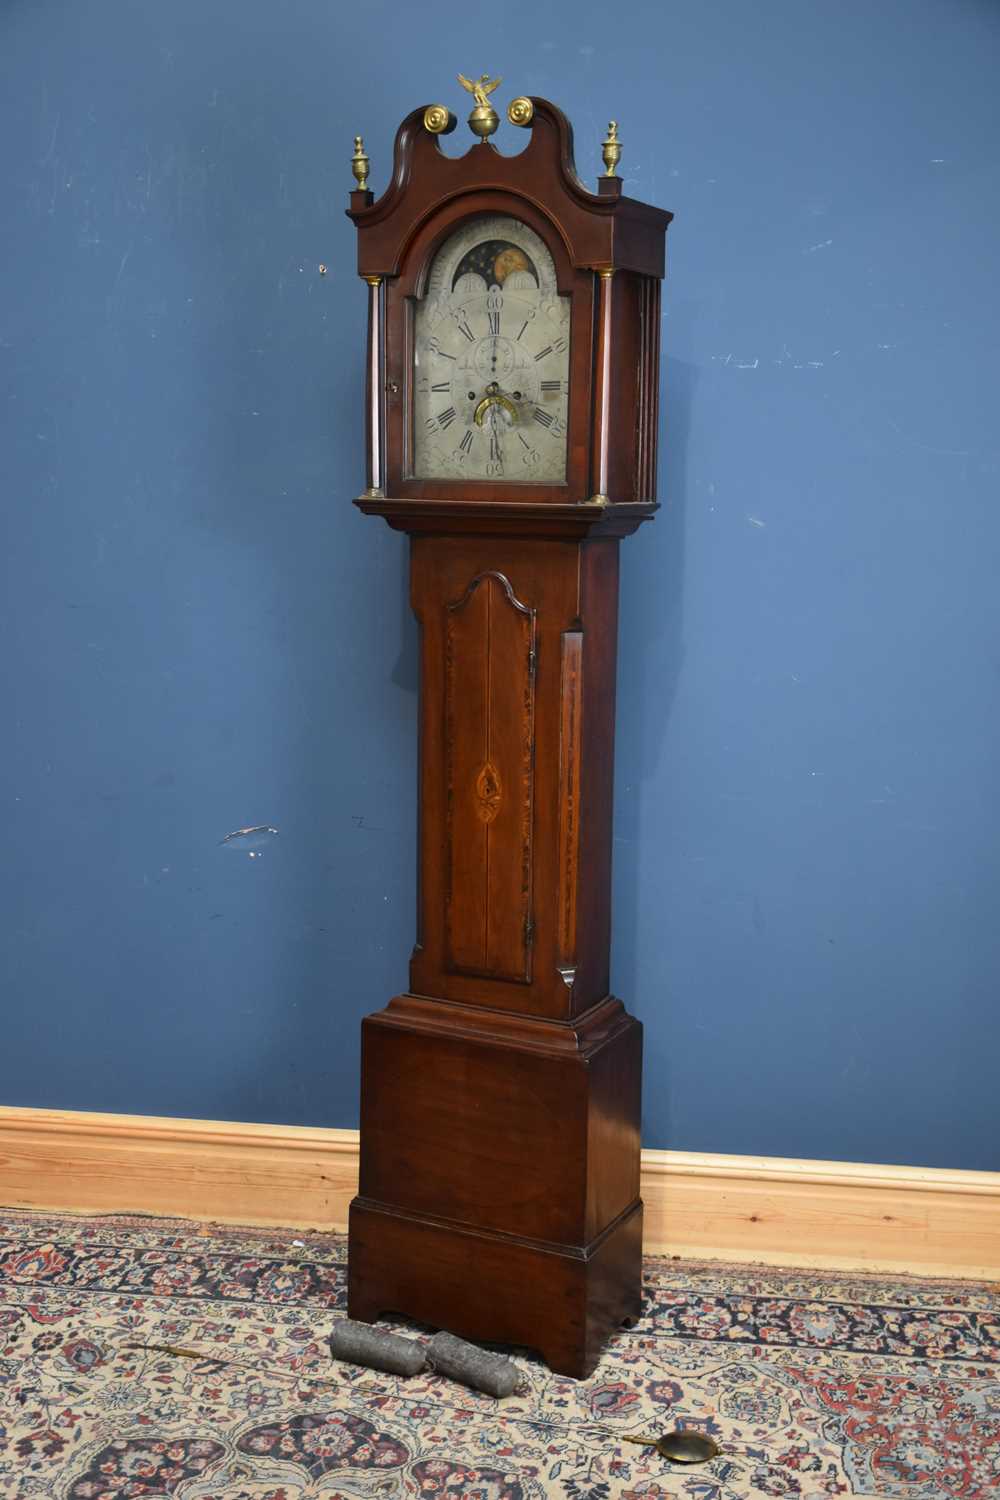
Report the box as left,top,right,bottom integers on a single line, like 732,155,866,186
2,1107,997,1280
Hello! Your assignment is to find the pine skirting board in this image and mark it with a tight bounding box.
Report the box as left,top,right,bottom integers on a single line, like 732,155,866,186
0,1106,997,1279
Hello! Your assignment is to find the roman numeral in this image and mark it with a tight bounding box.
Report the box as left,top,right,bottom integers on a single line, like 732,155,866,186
515,320,529,341
488,309,501,336
431,381,451,392
458,430,474,454
533,345,553,362
540,379,562,393
533,407,554,428
437,406,457,429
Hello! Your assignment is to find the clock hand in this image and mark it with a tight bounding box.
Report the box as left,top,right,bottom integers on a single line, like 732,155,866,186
487,402,504,466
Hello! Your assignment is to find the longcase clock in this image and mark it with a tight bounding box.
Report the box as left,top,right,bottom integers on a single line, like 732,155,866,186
345,80,672,1379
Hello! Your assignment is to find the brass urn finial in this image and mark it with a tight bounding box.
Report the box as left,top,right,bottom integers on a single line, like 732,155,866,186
458,71,502,141
601,120,622,178
351,135,370,192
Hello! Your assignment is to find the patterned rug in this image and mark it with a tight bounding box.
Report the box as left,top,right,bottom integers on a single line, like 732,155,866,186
0,1209,997,1499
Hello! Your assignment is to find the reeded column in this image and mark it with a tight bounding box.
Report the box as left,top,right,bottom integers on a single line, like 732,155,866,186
362,275,384,497
589,267,615,505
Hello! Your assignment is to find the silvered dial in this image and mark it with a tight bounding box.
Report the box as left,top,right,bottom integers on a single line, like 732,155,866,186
412,214,570,483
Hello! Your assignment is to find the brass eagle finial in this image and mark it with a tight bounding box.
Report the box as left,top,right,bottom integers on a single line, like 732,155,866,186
457,72,502,110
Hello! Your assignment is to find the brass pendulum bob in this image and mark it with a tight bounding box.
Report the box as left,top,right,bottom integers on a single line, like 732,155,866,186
621,1429,721,1464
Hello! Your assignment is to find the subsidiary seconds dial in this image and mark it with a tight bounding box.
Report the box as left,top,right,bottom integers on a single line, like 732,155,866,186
412,214,570,483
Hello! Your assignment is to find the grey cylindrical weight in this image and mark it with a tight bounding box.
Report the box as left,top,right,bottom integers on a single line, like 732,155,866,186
328,1319,426,1377
427,1331,521,1398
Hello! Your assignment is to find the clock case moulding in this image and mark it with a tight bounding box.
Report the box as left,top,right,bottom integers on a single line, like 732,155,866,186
346,96,672,1379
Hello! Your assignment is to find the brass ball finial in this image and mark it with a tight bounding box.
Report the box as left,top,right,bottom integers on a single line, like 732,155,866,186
468,103,499,141
507,96,534,128
601,120,622,178
351,135,370,192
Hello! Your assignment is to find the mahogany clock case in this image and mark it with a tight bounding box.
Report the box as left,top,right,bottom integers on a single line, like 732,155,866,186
346,96,671,1379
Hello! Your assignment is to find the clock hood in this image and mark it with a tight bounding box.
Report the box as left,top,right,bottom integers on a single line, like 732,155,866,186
347,96,672,282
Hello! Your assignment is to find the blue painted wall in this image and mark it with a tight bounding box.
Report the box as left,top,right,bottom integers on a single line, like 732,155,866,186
1,1,997,1169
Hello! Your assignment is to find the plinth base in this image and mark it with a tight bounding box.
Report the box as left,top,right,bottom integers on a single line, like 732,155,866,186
347,993,643,1379
348,1196,643,1379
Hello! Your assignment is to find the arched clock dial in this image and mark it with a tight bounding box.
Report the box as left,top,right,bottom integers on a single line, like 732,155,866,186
412,214,570,483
